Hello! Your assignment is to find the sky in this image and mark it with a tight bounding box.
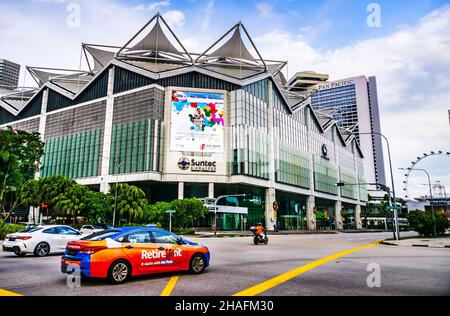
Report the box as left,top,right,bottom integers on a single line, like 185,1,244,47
0,0,449,198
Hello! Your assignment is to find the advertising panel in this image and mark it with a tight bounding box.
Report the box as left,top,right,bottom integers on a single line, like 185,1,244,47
170,90,225,153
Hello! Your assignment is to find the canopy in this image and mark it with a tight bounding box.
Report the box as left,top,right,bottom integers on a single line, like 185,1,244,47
209,28,256,62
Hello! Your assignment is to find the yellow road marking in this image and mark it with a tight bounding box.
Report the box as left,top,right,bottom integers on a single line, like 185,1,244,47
233,241,380,296
160,276,180,296
0,289,22,296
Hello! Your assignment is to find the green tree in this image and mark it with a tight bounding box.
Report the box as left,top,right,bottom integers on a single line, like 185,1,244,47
0,127,44,220
53,182,89,225
144,201,173,227
111,184,147,224
85,191,111,225
408,210,449,236
40,175,76,218
21,179,42,208
169,198,209,229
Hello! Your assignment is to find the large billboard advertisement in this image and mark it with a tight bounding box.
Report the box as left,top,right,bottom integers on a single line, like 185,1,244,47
170,90,225,153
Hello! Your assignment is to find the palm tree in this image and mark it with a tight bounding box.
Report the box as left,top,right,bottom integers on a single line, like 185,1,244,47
53,183,88,225
113,184,147,224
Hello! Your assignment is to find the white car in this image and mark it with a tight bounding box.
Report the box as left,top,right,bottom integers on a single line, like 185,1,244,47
2,225,85,257
79,225,105,235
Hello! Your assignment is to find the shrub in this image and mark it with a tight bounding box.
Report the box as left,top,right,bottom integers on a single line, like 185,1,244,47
408,210,449,236
172,228,195,235
0,221,26,239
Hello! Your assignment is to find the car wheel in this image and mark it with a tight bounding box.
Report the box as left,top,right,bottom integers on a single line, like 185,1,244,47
189,254,206,274
34,242,50,257
14,248,26,257
108,260,131,284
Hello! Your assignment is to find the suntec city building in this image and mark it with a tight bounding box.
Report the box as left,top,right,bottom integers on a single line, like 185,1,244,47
0,14,370,231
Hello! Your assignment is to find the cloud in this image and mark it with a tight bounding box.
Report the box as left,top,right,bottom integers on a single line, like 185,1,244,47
202,0,215,33
163,10,185,29
256,2,274,19
133,0,171,13
254,5,450,194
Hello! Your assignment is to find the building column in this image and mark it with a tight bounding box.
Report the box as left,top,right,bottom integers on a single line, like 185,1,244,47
265,188,276,231
100,67,115,191
355,204,362,229
30,88,49,224
100,182,111,194
178,182,184,200
335,200,343,230
306,195,316,230
208,183,214,199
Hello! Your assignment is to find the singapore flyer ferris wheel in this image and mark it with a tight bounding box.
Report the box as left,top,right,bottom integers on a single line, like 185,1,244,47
402,151,450,200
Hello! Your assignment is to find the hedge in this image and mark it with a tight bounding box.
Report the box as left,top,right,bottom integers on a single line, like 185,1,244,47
0,221,26,239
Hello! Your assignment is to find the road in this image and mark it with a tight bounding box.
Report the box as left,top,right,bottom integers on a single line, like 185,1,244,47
1,232,449,296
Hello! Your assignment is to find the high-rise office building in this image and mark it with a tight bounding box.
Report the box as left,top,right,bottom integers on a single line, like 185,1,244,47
0,59,20,89
308,76,386,186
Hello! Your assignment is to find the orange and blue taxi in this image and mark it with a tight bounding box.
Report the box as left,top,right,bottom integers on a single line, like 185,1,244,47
61,227,210,284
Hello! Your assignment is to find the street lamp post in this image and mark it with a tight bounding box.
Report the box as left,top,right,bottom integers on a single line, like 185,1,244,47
401,167,437,237
98,154,122,228
213,194,246,236
360,132,400,240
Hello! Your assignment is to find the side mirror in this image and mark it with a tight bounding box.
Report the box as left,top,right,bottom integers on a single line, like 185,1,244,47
176,237,185,245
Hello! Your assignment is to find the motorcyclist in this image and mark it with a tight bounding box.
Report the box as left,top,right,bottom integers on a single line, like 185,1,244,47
255,223,265,239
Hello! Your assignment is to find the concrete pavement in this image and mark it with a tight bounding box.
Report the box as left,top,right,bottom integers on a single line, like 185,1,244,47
0,232,449,296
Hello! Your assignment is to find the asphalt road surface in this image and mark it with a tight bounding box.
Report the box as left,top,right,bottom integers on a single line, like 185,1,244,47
1,232,449,296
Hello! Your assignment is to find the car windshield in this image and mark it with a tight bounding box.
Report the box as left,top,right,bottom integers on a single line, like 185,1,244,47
81,230,121,241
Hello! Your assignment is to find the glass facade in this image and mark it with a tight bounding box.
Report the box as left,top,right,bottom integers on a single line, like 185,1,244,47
313,155,338,195
275,141,310,188
110,119,161,174
215,184,266,227
231,89,269,179
41,129,101,178
276,191,307,230
311,84,359,137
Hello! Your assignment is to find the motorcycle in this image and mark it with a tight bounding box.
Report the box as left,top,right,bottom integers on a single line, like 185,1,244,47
250,226,269,245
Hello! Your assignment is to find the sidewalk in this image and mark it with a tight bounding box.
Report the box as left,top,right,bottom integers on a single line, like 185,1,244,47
192,229,386,238
382,236,450,248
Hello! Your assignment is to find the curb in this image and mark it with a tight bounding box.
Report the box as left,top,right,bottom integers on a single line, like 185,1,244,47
381,241,398,246
381,240,450,249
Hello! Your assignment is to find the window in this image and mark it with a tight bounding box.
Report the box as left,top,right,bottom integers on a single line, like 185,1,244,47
43,228,58,234
57,226,80,235
124,231,152,243
24,227,43,233
151,231,179,244
82,230,121,241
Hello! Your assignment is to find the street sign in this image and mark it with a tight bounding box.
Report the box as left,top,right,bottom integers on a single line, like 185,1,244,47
387,206,402,210
166,210,176,232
